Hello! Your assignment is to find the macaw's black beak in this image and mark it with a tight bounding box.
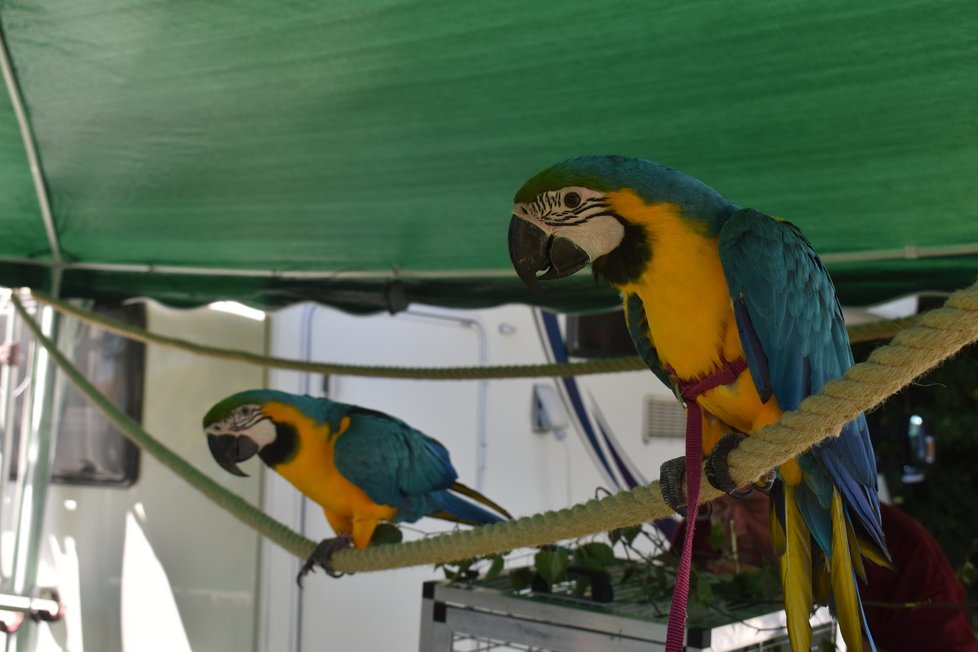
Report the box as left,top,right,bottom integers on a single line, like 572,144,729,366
207,434,259,477
508,216,590,291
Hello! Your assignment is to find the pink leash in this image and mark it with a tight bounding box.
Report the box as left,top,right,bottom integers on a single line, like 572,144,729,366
664,357,748,652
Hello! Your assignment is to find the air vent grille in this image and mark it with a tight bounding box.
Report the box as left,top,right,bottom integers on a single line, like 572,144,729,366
643,396,686,442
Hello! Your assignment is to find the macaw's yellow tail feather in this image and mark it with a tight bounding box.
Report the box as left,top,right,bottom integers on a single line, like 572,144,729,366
856,532,895,571
845,513,868,582
451,482,513,519
831,490,868,652
770,495,786,557
843,507,894,580
779,484,813,652
814,564,831,606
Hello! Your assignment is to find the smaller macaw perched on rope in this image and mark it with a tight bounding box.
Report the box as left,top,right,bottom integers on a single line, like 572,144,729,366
508,155,890,652
203,389,510,582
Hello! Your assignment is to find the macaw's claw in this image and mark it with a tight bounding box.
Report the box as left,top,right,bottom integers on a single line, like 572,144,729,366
705,431,756,497
659,457,688,516
297,535,354,586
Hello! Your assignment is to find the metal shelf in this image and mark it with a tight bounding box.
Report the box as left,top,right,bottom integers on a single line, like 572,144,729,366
419,573,838,651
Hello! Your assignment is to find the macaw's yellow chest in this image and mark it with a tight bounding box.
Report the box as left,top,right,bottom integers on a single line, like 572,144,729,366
608,191,743,377
259,404,397,522
607,191,781,440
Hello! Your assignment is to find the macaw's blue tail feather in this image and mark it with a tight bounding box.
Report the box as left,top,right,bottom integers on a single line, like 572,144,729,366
796,482,832,558
819,417,889,561
424,485,510,526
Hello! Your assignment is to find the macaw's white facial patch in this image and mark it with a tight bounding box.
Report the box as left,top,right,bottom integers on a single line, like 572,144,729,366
553,214,625,260
512,186,625,260
205,404,278,450
240,418,277,450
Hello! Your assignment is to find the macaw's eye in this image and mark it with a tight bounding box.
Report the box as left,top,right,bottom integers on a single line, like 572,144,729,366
563,192,581,209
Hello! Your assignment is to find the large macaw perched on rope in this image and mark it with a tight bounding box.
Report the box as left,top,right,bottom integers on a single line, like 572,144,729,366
507,155,890,652
203,389,510,582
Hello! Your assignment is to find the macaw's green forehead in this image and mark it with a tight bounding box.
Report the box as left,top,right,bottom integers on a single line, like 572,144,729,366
514,155,738,225
202,389,287,425
514,155,637,201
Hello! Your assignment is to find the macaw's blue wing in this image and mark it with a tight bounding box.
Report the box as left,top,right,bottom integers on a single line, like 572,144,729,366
333,406,457,509
719,209,890,651
332,406,507,525
623,292,678,395
718,208,886,552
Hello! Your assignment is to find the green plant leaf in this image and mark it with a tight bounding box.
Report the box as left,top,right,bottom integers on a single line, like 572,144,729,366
437,557,475,582
958,561,976,587
707,522,725,552
370,523,403,546
621,565,641,584
484,554,505,581
535,547,570,586
510,567,534,590
609,525,642,547
695,574,713,604
572,576,589,597
574,542,615,571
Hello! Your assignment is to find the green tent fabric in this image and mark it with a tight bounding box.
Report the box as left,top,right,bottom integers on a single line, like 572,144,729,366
1,0,976,312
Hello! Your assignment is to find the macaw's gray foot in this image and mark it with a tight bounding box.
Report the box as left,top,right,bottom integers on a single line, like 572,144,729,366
297,535,353,586
705,432,747,496
705,432,775,498
659,457,688,516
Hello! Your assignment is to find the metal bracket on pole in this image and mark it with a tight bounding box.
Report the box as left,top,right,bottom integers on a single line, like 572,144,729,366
0,588,64,634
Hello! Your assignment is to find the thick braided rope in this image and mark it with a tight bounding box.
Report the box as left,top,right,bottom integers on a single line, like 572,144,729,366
847,314,917,344
327,279,978,571
32,291,908,379
16,279,978,573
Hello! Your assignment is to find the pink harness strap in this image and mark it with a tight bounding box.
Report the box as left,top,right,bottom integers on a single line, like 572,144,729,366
664,357,748,652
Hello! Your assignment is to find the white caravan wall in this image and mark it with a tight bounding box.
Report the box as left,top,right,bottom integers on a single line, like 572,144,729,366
263,303,677,652
33,303,265,652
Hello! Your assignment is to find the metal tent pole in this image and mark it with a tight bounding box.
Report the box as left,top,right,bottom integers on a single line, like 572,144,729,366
5,301,62,652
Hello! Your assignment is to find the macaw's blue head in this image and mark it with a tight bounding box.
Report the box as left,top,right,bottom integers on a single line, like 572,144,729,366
508,155,737,288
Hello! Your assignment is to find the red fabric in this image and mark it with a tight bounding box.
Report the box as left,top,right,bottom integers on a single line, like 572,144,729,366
673,498,977,652
862,505,976,652
664,357,749,652
664,405,702,652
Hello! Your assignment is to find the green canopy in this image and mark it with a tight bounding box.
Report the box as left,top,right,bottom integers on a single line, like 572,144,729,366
1,0,976,312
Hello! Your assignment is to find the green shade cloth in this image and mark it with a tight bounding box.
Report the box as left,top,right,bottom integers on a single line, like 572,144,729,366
1,0,976,312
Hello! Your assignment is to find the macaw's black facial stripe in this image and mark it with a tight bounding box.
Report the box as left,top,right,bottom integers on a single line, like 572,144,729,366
259,421,299,467
538,192,559,213
540,209,615,228
591,217,650,285
570,199,608,216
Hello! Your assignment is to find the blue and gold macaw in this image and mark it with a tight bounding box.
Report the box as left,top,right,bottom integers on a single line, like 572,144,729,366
204,389,510,580
508,155,890,651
